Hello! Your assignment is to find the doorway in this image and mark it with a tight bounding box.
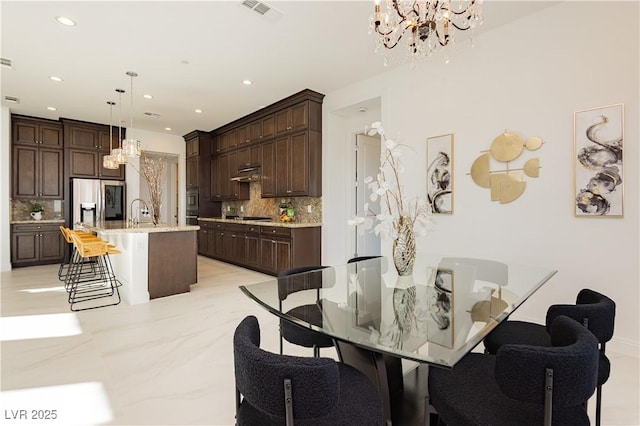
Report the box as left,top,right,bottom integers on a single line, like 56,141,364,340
138,152,179,226
354,133,381,257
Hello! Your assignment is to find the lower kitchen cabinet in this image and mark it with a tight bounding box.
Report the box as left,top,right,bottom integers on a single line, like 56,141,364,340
11,223,65,267
197,221,320,276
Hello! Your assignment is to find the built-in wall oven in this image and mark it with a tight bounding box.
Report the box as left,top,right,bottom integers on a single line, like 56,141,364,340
186,189,199,225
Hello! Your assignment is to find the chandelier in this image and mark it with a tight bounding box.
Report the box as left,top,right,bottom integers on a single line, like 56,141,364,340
102,101,119,169
370,0,483,62
122,71,141,158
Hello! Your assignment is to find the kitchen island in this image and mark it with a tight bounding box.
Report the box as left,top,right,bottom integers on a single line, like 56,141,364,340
80,221,199,304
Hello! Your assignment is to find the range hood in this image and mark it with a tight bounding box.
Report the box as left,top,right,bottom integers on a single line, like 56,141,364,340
231,165,261,182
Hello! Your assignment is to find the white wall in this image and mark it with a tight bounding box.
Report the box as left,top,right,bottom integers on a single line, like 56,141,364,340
124,129,185,225
323,2,639,353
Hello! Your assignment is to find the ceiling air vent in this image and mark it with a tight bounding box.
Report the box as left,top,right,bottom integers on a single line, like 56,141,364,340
144,112,161,117
241,0,271,15
4,96,20,104
1,57,13,69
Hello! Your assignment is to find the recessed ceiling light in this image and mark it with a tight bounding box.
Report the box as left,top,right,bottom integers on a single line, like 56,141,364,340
46,106,57,111
164,127,172,131
194,109,203,114
143,94,153,99
49,76,63,82
242,80,253,85
55,16,76,26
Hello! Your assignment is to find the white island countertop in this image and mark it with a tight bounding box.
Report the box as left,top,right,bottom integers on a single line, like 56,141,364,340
79,221,199,234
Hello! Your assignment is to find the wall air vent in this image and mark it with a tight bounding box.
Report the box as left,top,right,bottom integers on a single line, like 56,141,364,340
144,112,161,117
1,57,13,69
241,0,271,15
4,96,20,104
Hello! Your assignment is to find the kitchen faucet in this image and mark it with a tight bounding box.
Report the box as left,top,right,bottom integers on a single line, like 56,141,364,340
129,198,150,225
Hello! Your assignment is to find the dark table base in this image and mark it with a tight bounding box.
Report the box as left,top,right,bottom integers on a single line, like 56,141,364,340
334,340,440,426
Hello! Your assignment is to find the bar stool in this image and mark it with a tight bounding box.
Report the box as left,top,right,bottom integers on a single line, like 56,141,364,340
65,229,122,311
58,226,104,281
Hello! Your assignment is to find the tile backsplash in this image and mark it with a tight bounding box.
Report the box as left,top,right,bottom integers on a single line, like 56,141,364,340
223,182,322,223
11,199,64,221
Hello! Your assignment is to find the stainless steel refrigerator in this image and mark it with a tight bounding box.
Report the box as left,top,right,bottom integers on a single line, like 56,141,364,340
71,178,126,227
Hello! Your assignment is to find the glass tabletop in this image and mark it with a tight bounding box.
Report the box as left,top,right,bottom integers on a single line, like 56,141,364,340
240,255,557,367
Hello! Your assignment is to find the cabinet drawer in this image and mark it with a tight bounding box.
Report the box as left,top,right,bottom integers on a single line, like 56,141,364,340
245,225,260,234
12,224,61,233
224,223,246,233
198,221,215,230
260,226,291,238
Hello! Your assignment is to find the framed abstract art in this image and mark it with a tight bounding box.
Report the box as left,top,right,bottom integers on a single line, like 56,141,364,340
574,104,624,217
427,133,454,214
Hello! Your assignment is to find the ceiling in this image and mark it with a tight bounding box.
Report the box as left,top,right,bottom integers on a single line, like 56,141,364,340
1,1,555,138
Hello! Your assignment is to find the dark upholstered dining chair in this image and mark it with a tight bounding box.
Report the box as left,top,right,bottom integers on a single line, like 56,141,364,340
429,315,600,426
233,315,384,426
277,266,335,357
483,288,615,426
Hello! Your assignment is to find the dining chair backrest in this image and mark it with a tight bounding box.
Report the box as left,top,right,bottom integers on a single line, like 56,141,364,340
495,315,599,409
277,266,334,301
545,288,616,344
234,315,340,419
441,257,508,286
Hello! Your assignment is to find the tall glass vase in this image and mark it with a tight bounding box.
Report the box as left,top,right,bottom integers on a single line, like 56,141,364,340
393,216,416,276
151,199,161,225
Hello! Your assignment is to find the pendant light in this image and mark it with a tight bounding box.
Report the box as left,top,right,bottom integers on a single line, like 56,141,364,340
111,88,128,165
122,71,141,157
102,101,119,169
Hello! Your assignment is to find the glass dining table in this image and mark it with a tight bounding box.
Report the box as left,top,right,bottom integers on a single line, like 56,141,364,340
240,255,557,425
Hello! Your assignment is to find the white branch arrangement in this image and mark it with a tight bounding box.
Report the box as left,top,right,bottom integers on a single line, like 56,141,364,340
348,122,433,240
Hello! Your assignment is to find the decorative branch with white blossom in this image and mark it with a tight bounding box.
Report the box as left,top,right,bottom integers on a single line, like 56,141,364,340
348,122,432,240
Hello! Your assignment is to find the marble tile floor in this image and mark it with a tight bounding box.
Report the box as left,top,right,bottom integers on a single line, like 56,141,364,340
1,257,638,425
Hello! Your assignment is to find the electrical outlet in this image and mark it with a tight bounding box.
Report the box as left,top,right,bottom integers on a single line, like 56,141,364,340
227,206,231,211
307,205,312,213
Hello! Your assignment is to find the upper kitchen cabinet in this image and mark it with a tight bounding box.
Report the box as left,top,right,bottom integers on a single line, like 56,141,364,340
275,100,320,136
12,115,63,148
249,114,275,143
275,131,321,197
210,89,324,198
62,118,125,180
11,115,63,199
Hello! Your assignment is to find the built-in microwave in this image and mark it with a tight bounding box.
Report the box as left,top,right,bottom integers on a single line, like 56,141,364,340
186,189,199,215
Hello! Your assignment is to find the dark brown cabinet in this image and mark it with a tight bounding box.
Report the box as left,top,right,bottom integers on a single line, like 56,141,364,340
12,116,63,148
211,150,249,201
237,144,262,169
244,226,260,268
208,89,324,199
249,114,275,143
196,221,320,276
275,101,310,136
12,145,64,199
274,131,320,197
183,130,221,217
11,116,64,200
63,119,125,180
11,223,65,267
260,142,276,198
186,156,199,189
